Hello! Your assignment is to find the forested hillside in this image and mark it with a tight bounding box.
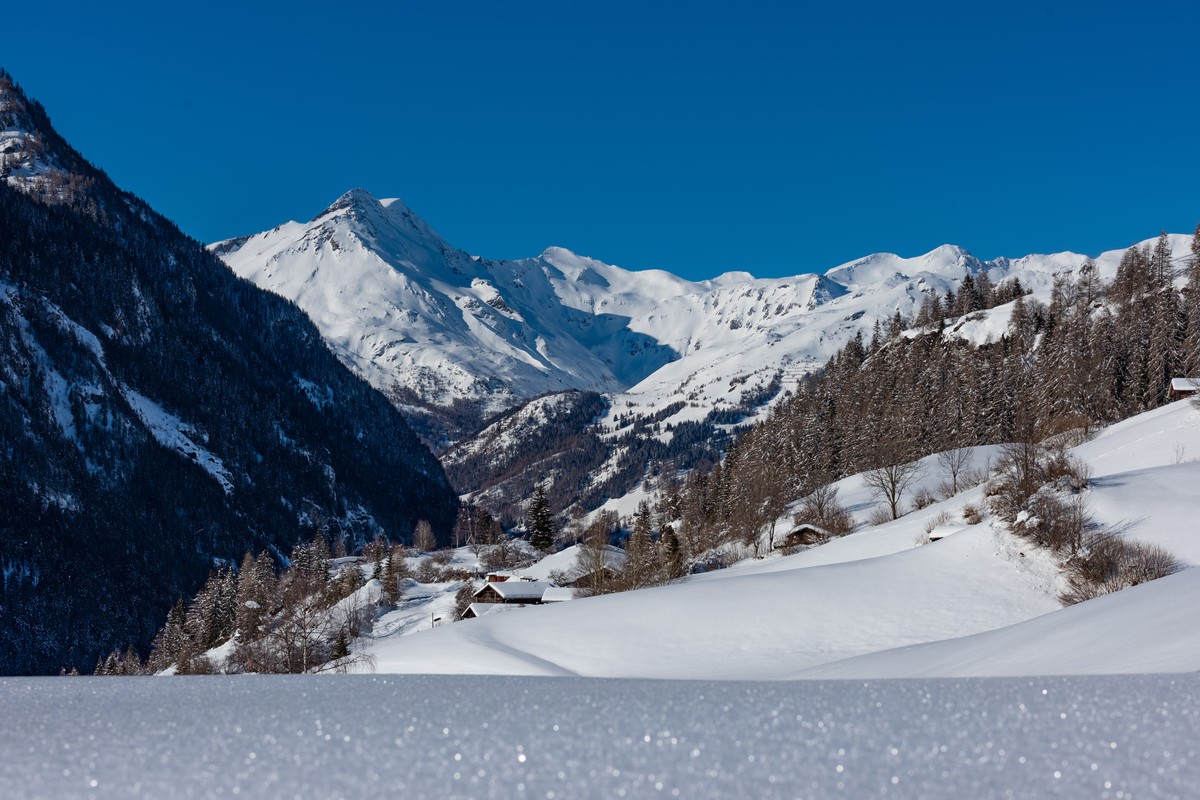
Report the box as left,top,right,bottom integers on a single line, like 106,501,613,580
0,71,458,674
662,230,1200,556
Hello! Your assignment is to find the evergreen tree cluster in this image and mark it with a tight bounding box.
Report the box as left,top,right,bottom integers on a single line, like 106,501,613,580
98,534,396,675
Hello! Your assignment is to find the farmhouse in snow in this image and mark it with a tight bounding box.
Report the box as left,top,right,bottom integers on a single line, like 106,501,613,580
472,579,551,605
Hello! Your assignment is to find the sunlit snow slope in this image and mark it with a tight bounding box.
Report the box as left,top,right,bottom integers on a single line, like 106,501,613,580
363,402,1200,680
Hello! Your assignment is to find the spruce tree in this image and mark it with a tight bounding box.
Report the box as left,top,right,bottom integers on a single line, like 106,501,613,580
147,598,188,672
527,485,555,554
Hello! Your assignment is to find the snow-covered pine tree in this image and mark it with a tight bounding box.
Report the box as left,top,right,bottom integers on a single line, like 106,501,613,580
146,598,188,673
235,551,278,643
527,485,555,554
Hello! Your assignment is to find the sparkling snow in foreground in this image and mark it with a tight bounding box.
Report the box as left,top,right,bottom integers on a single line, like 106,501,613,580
2,675,1197,799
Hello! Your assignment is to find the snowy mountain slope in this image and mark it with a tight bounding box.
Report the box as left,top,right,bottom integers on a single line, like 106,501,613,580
0,72,458,675
215,190,1194,449
360,402,1200,680
686,444,1008,580
1069,401,1200,565
214,193,648,421
491,543,626,582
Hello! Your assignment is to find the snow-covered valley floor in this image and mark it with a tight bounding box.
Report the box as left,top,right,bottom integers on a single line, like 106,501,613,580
12,400,1200,798
3,674,1197,799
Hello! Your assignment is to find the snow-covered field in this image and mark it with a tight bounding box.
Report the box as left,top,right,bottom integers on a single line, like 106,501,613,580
11,375,1200,798
360,402,1200,681
3,674,1196,799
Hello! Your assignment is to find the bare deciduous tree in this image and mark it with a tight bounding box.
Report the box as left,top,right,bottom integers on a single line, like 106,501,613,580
936,447,973,496
413,519,437,552
863,459,926,521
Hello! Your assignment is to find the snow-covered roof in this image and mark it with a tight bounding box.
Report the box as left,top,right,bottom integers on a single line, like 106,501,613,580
541,587,577,603
463,603,520,619
474,580,551,601
1170,378,1200,392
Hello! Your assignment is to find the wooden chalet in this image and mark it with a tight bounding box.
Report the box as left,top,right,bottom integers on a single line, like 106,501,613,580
472,579,551,605
1169,378,1200,401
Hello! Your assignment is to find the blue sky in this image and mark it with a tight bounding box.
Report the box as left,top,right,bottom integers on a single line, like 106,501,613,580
7,1,1199,280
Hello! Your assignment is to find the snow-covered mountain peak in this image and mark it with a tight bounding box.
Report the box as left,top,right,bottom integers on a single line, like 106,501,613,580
537,246,613,281
538,245,581,262
306,188,452,255
711,270,757,286
312,186,382,221
920,243,978,269
825,244,983,291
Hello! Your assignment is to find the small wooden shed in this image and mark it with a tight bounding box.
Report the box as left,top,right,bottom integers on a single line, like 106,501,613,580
1169,378,1200,401
779,523,830,549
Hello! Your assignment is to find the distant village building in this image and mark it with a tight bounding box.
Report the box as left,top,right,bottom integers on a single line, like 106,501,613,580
1169,378,1200,401
462,545,612,620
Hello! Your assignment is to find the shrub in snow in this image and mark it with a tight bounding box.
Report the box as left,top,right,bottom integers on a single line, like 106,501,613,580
911,488,937,511
480,539,531,572
415,558,444,583
1061,533,1184,605
1043,451,1091,492
866,506,894,528
924,510,953,535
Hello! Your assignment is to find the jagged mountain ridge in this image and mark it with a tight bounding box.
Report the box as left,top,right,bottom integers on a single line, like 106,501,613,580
0,71,458,674
216,189,1191,452
216,190,1197,526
